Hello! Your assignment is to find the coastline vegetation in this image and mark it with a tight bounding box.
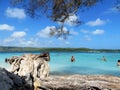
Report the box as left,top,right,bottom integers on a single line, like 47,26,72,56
0,46,120,53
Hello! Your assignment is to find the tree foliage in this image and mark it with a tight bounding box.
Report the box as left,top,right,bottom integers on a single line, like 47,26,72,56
10,0,101,39
116,0,120,11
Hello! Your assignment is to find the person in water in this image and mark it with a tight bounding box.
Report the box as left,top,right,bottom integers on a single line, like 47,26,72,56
102,56,106,61
117,60,120,66
71,56,75,62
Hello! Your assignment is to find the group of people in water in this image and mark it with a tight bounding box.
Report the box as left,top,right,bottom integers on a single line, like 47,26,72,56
70,55,120,67
101,56,120,67
70,56,106,62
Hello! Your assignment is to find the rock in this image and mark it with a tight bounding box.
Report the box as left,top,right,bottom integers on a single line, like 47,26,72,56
0,67,25,90
5,52,50,90
0,68,14,90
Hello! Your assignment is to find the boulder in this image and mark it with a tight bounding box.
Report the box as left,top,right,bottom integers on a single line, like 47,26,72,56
5,52,50,90
0,67,14,90
0,67,25,90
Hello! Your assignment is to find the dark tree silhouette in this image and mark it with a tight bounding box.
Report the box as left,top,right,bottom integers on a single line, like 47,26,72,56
10,0,101,39
116,0,120,11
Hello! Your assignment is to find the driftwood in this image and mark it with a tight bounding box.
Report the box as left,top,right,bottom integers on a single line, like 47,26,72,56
41,75,120,90
5,52,50,90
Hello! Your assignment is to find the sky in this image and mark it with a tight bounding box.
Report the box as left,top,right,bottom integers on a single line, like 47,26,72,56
0,0,120,49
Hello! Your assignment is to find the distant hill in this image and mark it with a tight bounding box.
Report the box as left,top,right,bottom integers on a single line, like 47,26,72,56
0,46,120,52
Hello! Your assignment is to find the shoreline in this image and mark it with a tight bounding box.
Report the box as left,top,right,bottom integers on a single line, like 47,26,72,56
1,46,120,53
3,65,120,77
49,72,120,77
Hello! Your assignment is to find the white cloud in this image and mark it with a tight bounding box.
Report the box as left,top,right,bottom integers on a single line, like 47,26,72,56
3,38,39,47
38,40,56,47
65,14,79,26
11,31,26,38
3,38,15,43
18,38,38,47
84,35,91,41
37,26,69,38
65,41,70,44
0,24,15,31
80,29,105,35
105,7,120,14
58,37,64,41
80,29,90,34
70,30,79,35
92,29,104,35
3,31,26,44
37,26,56,38
6,7,26,19
86,18,106,26
1,30,57,47
61,27,68,32
80,29,105,41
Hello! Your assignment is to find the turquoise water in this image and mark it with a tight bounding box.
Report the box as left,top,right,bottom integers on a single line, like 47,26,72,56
0,52,120,76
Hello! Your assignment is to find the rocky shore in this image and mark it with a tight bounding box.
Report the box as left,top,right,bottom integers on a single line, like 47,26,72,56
0,53,120,90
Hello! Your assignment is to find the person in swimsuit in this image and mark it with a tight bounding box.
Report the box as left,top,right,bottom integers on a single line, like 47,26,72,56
71,56,75,62
102,56,106,61
117,60,120,66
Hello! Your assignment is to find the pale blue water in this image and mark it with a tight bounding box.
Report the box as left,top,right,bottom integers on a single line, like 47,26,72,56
0,52,120,76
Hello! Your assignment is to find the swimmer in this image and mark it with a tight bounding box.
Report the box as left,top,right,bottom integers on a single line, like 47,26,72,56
71,56,75,62
102,56,106,61
117,60,120,66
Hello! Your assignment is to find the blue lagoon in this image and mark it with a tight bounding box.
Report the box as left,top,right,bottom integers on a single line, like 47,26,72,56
0,52,120,76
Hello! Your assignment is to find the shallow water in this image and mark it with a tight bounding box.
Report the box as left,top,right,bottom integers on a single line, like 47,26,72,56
0,52,120,76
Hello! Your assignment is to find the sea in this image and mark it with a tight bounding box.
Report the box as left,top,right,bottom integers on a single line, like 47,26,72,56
0,52,120,77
